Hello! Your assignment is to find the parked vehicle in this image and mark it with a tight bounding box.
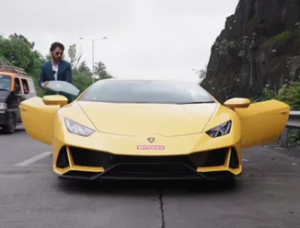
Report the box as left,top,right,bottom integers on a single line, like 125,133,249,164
0,65,36,134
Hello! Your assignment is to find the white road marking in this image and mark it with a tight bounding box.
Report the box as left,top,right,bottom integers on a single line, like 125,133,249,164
14,151,51,167
274,147,285,150
242,159,250,162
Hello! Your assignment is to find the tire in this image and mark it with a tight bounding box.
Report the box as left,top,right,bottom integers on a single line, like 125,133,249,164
1,114,16,134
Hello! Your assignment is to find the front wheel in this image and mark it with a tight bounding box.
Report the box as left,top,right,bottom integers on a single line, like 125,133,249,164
1,114,16,134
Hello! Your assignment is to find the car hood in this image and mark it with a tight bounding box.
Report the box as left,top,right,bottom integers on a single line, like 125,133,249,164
77,101,219,136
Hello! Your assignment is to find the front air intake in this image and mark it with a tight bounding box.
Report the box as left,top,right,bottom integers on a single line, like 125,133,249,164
56,147,70,168
229,148,239,169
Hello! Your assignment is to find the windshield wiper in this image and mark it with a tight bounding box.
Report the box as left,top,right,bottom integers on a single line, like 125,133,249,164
177,101,215,104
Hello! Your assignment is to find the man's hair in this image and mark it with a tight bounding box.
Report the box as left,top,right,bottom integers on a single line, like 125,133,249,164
50,42,65,52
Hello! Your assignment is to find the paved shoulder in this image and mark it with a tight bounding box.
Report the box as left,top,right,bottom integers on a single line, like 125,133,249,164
0,129,51,165
162,146,300,228
0,168,162,228
2,129,300,228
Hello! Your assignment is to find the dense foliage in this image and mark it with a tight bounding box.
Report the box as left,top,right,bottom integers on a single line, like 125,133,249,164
0,33,113,96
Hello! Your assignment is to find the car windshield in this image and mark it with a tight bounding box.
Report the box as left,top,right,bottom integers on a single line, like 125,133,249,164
80,80,215,104
45,81,80,97
0,75,11,91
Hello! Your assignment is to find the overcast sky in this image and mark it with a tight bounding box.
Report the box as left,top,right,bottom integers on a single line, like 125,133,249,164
0,0,238,82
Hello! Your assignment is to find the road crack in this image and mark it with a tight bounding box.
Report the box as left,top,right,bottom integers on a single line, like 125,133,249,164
158,189,166,228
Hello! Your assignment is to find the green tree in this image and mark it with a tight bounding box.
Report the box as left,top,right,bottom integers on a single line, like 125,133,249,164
78,61,90,73
0,34,46,96
67,43,82,69
72,70,92,93
93,62,113,80
0,33,114,97
98,70,113,80
93,61,106,74
66,44,93,93
198,65,207,80
45,54,52,61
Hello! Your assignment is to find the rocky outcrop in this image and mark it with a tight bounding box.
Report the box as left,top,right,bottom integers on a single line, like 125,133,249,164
201,0,300,101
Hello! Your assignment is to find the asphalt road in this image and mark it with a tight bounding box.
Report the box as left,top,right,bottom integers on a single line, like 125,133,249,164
1,128,300,228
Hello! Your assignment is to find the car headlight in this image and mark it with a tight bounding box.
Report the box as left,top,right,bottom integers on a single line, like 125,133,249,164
0,103,7,110
64,118,95,137
206,120,232,138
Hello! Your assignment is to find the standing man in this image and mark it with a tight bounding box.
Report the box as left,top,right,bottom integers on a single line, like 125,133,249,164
39,42,72,90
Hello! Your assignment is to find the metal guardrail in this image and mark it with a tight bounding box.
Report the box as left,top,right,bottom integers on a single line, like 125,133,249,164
279,111,300,147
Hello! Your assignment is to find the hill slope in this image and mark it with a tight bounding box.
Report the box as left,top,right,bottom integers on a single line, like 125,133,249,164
201,0,300,101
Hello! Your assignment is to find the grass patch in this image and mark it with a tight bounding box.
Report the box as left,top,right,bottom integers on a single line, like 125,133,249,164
261,31,290,48
260,28,300,49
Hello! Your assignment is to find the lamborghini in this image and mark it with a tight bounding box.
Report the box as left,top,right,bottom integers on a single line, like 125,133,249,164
20,78,290,181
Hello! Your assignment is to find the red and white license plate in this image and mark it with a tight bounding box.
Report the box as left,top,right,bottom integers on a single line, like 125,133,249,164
137,145,165,150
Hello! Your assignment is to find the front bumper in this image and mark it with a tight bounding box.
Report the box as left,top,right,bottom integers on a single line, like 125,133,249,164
53,146,242,181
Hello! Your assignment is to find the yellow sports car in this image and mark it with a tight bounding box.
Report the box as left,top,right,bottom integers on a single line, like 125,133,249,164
20,79,290,181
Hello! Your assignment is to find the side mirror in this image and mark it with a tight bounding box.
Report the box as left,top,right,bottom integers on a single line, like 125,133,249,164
224,98,251,109
42,95,68,106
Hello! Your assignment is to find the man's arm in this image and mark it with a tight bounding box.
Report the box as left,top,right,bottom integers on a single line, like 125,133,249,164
38,64,47,88
65,63,72,83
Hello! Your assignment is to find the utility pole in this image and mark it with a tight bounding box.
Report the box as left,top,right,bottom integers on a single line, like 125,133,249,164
92,39,94,83
79,36,107,83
